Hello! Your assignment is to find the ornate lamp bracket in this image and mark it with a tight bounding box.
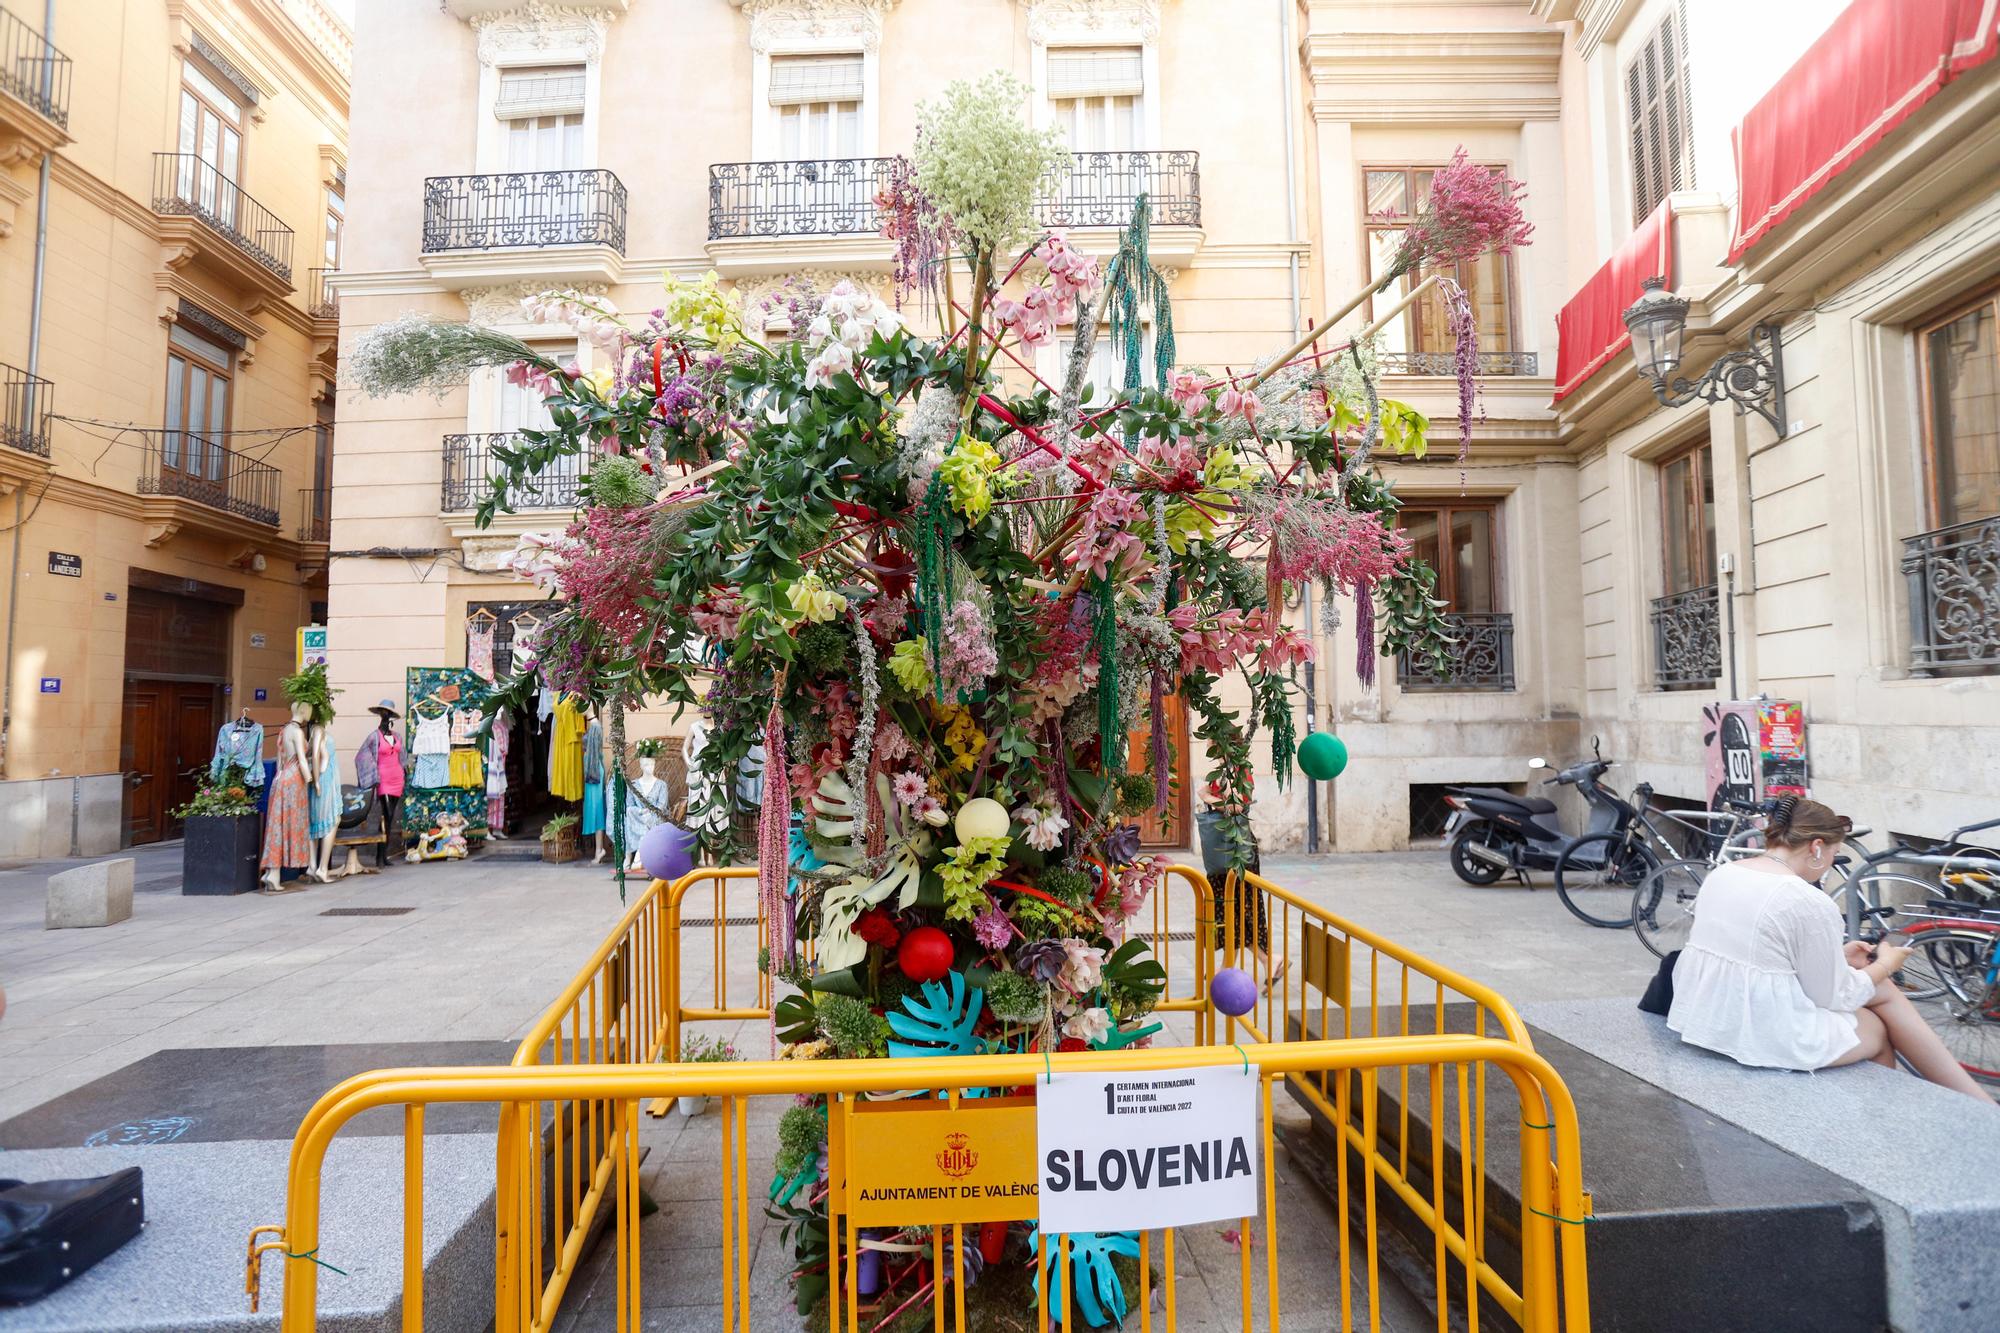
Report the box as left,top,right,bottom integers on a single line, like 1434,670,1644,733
1653,322,1787,438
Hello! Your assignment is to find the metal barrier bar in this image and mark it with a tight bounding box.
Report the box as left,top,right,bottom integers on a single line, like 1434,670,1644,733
272,1039,1590,1333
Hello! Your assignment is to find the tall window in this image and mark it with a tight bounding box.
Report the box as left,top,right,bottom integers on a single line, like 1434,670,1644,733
323,179,344,268
496,64,586,170
1919,284,2000,528
769,54,863,157
1660,440,1716,594
164,324,234,488
1364,165,1514,357
1048,47,1143,151
1625,2,1694,223
176,62,244,222
1399,503,1497,613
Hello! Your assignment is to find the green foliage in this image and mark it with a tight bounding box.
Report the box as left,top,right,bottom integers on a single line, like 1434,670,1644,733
171,763,257,818
816,992,889,1058
678,1034,741,1063
774,990,818,1046
1114,771,1157,816
981,970,1049,1025
937,835,1011,922
912,73,1068,255
540,812,578,839
280,662,338,725
1037,863,1094,904
1099,938,1167,1019
1009,893,1075,941
582,455,656,509
1374,559,1457,677
794,621,852,675
774,1105,827,1179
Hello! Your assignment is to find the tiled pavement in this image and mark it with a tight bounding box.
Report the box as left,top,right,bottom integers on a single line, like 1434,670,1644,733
0,843,1656,1328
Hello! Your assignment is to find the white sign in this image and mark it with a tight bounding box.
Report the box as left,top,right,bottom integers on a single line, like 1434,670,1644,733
1036,1065,1259,1234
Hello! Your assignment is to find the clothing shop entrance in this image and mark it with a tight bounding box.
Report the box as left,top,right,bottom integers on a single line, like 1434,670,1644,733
120,578,240,844
467,602,563,845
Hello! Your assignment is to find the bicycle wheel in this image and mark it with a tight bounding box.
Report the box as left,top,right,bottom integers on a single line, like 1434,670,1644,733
1554,832,1659,929
1904,925,2000,1084
1850,872,1954,999
1631,858,1707,958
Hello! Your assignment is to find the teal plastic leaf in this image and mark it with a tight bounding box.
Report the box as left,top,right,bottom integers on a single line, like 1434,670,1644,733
1028,1227,1140,1328
1092,1019,1163,1051
886,971,985,1059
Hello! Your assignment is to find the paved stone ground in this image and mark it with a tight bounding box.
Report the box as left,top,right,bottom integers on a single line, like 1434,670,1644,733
0,844,1656,1329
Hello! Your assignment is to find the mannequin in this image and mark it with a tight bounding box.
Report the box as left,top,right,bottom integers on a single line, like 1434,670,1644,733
582,710,608,864
355,699,405,867
623,753,672,872
306,713,341,882
259,703,314,891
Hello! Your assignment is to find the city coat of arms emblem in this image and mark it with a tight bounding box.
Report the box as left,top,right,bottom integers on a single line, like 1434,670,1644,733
936,1131,979,1179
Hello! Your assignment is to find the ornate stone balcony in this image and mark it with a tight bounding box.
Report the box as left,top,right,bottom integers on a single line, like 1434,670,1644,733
1902,516,2000,675
418,169,627,289
152,153,296,300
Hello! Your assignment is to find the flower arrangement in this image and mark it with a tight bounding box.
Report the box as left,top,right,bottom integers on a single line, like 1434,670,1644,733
280,663,337,725
678,1033,741,1063
172,763,257,818
350,82,1529,1328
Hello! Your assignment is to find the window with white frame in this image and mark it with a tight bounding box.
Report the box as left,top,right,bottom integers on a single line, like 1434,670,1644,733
1624,2,1693,223
769,53,863,158
175,61,245,221
497,64,587,171
1048,46,1143,152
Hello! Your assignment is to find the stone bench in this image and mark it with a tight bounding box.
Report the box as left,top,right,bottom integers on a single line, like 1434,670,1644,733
1283,1003,1889,1331
46,858,134,929
1524,998,2000,1333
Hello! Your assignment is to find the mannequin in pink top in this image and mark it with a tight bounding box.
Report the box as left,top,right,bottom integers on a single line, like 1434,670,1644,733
356,699,407,866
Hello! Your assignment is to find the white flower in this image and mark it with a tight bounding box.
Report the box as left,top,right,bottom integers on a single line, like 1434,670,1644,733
917,795,949,827
806,314,833,345
838,317,868,350
507,531,569,592
1063,1007,1112,1045
805,340,855,388
1016,803,1069,852
1058,939,1104,994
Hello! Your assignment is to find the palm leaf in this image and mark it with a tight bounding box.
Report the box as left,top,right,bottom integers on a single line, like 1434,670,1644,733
886,971,984,1059
1028,1227,1140,1327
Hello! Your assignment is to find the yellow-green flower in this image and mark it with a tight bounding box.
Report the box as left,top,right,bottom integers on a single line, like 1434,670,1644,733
887,638,932,693
583,365,617,401
937,437,1009,523
660,269,743,351
1163,446,1252,552
786,574,847,624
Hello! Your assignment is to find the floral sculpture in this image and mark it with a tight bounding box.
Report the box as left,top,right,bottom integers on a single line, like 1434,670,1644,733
352,72,1528,1328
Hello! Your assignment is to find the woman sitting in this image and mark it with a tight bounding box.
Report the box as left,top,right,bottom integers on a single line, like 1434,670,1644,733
1668,796,1996,1105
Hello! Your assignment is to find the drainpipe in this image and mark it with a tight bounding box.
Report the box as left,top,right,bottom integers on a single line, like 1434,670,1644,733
1277,0,1318,851
2,0,57,782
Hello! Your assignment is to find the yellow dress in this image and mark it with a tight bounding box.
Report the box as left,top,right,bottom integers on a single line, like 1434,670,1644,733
550,696,586,800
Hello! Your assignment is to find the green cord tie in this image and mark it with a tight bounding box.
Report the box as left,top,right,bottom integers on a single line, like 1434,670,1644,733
1525,1205,1592,1227
287,1248,349,1276
1043,1046,1053,1085
1232,1043,1250,1076
1520,1119,1554,1131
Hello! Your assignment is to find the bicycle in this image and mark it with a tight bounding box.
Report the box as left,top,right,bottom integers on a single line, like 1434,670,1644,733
1555,784,1761,930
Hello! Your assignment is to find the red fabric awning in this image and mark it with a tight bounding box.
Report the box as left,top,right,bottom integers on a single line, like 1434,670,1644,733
1552,200,1673,403
1729,0,2000,263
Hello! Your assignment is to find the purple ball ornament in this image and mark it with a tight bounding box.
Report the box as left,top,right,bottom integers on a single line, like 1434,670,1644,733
1211,967,1259,1018
639,822,697,883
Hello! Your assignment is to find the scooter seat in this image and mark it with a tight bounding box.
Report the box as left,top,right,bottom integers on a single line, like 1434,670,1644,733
1453,787,1558,815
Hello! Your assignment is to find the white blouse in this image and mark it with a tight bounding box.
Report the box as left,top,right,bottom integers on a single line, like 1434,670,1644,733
1667,861,1876,1071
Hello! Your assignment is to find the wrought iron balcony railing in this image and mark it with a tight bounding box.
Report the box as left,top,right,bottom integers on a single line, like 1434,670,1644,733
136,429,281,527
422,170,628,253
152,153,295,282
297,486,330,543
0,5,69,128
308,267,337,321
1378,351,1540,377
442,432,582,512
707,150,1201,240
1902,516,2000,674
1398,612,1515,691
1650,584,1721,690
1,360,52,457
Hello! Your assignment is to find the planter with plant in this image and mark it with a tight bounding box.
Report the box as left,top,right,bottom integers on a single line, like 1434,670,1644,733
177,763,262,896
540,812,581,863
672,1034,740,1116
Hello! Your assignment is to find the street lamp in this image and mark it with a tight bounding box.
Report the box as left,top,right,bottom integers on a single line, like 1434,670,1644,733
1621,276,1788,437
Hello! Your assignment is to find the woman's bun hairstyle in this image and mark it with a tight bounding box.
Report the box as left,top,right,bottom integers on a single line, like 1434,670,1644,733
1765,796,1852,849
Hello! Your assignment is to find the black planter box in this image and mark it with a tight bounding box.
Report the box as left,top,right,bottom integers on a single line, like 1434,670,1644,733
182,813,261,895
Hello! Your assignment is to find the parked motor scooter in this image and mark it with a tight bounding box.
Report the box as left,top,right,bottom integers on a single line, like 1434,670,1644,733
1440,741,1637,885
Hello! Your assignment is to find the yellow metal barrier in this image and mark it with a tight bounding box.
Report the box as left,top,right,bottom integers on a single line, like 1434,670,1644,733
273,1040,1590,1333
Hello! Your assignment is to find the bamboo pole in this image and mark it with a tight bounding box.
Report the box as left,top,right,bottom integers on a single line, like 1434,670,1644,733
1245,273,1394,391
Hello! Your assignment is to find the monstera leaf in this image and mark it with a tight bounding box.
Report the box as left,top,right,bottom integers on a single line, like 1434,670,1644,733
1091,1019,1163,1051
886,971,985,1059
1028,1227,1140,1328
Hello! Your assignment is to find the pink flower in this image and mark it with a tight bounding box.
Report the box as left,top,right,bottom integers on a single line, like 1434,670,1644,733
1062,1006,1111,1044
1215,387,1263,422
1166,369,1207,409
1387,148,1533,278
1058,939,1105,994
892,769,927,807
972,901,1013,950
993,285,1059,349
939,600,998,695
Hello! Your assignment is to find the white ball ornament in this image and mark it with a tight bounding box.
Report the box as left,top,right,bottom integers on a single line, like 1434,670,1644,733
954,797,1012,843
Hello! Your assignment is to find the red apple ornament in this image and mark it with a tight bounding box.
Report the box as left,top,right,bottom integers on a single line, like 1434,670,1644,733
896,925,955,983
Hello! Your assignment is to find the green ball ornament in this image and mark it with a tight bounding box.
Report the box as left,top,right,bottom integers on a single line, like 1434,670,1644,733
1298,732,1348,781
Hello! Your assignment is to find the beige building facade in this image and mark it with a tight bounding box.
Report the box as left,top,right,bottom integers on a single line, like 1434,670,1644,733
330,0,2000,854
0,0,349,854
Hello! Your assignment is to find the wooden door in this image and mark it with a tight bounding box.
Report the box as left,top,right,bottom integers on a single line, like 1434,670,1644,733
121,681,218,844
122,682,166,844
1128,691,1190,848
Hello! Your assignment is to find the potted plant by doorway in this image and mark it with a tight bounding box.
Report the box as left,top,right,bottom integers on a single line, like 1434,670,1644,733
671,1034,740,1117
177,763,261,895
539,812,582,863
